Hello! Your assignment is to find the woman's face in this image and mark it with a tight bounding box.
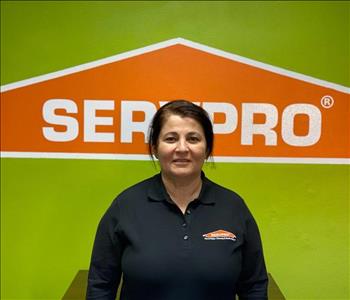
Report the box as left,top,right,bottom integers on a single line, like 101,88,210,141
154,114,207,180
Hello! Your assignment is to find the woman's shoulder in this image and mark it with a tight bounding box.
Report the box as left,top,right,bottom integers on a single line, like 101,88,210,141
111,174,159,205
101,175,158,221
205,176,242,197
118,174,156,195
204,177,255,223
204,176,248,208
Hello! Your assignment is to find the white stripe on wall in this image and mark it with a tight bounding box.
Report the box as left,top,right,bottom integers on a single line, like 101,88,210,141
1,151,349,165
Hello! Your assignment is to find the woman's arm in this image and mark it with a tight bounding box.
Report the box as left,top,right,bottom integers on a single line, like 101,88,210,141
236,204,268,300
87,199,123,300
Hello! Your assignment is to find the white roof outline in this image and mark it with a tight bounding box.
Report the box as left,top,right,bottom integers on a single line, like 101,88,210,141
1,37,349,94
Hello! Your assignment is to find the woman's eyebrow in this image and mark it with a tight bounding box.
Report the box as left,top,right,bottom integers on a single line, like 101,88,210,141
162,131,178,136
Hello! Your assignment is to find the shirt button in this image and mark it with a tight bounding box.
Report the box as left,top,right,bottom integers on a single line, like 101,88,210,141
186,210,191,215
182,223,187,227
183,235,189,240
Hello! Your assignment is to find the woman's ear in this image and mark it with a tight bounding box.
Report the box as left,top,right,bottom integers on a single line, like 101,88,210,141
205,149,210,160
152,145,158,159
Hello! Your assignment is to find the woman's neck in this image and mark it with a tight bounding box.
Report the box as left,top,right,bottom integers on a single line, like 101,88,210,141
161,173,202,214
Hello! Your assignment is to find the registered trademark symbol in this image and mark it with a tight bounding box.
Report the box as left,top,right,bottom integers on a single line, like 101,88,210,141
321,95,334,109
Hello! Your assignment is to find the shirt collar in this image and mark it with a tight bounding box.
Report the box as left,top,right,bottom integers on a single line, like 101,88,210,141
147,172,215,205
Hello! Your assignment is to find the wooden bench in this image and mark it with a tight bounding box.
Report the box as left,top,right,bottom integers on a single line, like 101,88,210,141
62,270,285,299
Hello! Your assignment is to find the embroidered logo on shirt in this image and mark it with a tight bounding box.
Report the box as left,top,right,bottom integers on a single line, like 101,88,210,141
203,229,237,241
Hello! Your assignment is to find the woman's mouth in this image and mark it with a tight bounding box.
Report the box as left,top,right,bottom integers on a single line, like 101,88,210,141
173,159,191,164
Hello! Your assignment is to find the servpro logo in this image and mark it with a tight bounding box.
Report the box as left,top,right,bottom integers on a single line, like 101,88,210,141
1,38,349,164
42,99,322,147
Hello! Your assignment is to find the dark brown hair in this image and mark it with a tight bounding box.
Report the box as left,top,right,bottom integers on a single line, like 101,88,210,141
148,100,214,159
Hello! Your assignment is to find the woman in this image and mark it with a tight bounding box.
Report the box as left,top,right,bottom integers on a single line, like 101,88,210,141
87,100,268,300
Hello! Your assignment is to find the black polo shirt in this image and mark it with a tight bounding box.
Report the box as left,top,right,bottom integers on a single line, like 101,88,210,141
87,173,268,300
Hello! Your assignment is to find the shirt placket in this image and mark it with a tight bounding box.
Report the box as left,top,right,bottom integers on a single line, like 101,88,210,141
181,206,193,251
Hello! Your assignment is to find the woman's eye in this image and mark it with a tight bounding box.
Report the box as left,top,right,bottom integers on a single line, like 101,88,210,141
188,136,200,143
164,137,176,143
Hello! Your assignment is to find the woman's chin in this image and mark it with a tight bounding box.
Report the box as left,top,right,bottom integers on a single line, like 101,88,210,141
167,168,200,179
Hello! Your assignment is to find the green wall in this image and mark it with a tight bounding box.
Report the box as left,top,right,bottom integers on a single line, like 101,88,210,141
1,1,349,299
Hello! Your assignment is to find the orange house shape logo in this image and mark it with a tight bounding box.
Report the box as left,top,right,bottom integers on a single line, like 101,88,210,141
203,230,237,241
1,38,349,164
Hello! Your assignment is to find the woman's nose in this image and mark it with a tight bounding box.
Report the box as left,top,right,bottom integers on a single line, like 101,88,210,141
175,139,189,152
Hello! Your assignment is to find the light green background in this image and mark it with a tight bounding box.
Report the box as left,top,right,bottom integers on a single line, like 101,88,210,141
1,1,349,299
